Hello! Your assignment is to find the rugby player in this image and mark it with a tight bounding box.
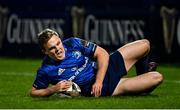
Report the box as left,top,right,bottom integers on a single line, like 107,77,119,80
30,28,163,97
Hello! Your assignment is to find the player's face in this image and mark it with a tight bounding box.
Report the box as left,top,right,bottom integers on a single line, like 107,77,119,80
44,35,65,61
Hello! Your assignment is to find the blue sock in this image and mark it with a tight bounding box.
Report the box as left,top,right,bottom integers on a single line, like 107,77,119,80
135,55,149,75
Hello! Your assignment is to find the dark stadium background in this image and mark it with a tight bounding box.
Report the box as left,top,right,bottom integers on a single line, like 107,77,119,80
0,0,180,63
0,0,180,109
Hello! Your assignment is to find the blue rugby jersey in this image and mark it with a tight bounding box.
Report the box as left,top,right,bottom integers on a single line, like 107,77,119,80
33,37,97,90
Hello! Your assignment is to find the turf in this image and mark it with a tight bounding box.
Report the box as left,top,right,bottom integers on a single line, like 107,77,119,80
0,57,180,109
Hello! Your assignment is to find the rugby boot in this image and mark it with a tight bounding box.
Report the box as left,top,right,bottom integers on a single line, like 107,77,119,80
148,62,158,72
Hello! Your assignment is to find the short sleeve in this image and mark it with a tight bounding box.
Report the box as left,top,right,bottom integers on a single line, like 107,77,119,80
33,69,49,89
74,38,97,58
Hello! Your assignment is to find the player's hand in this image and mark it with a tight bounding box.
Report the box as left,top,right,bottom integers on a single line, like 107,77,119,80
56,80,72,92
91,82,102,97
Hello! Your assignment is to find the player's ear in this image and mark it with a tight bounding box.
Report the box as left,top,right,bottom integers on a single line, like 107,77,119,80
42,49,47,54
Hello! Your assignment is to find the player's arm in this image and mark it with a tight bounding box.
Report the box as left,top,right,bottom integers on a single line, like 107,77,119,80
30,80,72,97
91,46,109,97
30,85,59,97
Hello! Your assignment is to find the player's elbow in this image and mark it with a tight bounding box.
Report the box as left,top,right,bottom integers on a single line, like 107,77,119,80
30,90,38,97
30,91,36,97
30,90,49,97
30,87,49,97
30,89,41,97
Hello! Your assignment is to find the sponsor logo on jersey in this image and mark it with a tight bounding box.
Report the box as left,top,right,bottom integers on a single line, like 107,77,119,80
58,68,65,75
72,51,82,59
68,57,88,81
71,67,77,71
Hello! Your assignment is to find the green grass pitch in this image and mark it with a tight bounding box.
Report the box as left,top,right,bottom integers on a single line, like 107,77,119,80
0,57,180,109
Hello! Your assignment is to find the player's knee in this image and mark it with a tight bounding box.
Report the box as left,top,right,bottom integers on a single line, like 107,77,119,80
152,72,163,85
141,39,150,52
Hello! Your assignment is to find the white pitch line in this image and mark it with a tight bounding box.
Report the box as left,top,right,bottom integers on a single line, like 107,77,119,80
164,80,180,84
0,72,180,84
0,71,35,76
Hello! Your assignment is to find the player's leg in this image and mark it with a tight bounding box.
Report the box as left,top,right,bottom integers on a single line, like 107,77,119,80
117,39,150,72
111,39,163,96
112,71,163,96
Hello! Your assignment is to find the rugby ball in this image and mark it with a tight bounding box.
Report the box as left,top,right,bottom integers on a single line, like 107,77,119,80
58,82,81,97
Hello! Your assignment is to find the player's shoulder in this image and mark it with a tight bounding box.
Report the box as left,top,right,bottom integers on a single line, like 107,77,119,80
63,37,81,44
63,37,82,47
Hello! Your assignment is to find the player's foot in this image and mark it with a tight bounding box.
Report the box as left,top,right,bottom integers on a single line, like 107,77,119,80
148,62,158,72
